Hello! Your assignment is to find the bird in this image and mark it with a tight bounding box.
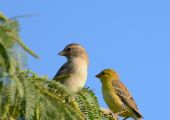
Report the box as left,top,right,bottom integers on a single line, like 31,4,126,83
53,43,88,92
95,69,143,120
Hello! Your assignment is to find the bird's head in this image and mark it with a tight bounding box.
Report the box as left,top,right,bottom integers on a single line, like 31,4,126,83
58,43,88,62
95,69,119,81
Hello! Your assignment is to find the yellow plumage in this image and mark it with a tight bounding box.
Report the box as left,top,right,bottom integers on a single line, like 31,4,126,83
96,69,143,120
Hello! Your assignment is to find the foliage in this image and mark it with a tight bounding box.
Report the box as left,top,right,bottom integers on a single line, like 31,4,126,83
0,12,116,120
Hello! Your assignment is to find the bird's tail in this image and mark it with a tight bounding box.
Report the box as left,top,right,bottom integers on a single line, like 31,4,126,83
132,116,143,120
132,110,143,120
134,115,143,120
132,108,143,120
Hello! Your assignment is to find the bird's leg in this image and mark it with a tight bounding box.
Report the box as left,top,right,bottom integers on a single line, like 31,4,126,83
100,107,118,120
65,95,79,109
114,110,127,116
114,110,129,120
66,95,85,117
114,109,128,119
114,105,128,118
70,96,79,108
100,107,112,115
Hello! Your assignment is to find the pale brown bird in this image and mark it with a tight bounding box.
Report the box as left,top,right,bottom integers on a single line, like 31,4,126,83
53,43,88,92
95,69,143,120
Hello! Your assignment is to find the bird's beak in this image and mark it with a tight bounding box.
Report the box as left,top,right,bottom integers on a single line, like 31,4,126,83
58,50,66,56
95,73,101,78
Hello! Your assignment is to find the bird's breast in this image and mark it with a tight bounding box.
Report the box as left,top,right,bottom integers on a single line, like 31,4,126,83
102,87,124,113
64,58,88,92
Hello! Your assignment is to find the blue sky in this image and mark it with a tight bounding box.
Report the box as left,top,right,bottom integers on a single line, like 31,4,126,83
1,0,170,119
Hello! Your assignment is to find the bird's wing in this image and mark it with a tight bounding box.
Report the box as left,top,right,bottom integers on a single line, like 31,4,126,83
53,62,72,82
112,80,142,118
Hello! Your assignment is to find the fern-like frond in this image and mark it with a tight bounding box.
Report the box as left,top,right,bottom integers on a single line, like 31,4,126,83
76,88,103,120
76,88,117,120
0,12,117,120
0,13,39,58
0,42,11,73
17,70,84,120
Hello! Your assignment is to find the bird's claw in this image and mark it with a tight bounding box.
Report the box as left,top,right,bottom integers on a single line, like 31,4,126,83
100,107,118,120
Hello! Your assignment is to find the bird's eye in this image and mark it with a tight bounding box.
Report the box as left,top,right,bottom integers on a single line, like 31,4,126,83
102,72,105,75
67,48,71,51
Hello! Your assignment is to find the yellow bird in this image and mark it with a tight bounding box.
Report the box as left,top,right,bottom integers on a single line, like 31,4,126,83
95,69,143,120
